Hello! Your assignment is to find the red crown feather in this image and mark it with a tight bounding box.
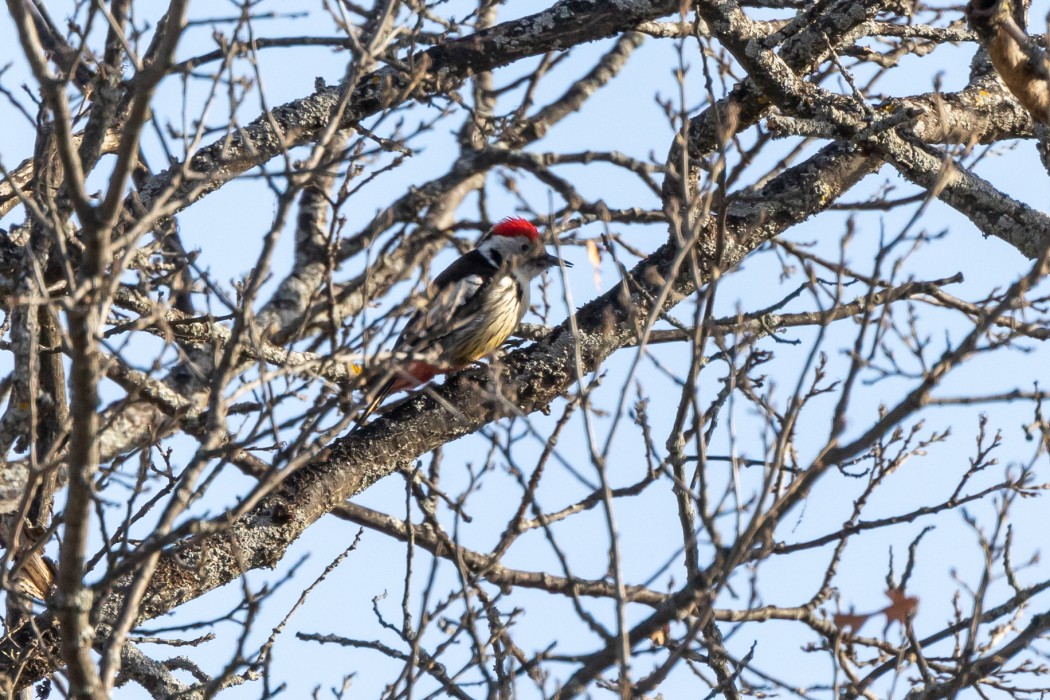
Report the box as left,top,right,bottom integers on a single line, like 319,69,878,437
490,217,540,241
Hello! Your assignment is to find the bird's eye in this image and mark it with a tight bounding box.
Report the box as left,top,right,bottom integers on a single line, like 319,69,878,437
520,243,529,251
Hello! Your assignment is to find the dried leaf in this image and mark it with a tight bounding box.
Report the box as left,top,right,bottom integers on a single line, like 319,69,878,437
585,239,602,290
881,588,919,633
16,552,55,601
833,608,871,635
586,238,601,267
649,622,670,647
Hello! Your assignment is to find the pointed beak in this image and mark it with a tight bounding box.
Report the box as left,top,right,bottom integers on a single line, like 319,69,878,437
544,253,571,268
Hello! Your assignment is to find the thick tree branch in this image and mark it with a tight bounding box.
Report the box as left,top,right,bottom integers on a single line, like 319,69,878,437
0,138,876,690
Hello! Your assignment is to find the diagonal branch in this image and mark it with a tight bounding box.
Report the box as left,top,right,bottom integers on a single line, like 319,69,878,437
0,139,877,691
129,0,681,225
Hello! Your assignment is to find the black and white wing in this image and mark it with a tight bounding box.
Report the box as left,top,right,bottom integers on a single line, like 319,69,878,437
396,249,500,357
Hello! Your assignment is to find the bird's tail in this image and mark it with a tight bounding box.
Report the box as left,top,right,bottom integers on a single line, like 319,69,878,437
355,376,397,428
354,361,438,429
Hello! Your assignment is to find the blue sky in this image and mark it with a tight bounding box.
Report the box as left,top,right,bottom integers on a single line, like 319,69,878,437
2,1,1050,697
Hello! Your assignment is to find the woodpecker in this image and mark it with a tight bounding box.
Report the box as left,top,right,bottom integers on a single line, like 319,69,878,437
358,217,571,425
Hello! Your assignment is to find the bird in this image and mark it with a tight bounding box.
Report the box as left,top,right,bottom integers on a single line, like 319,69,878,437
356,217,571,425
